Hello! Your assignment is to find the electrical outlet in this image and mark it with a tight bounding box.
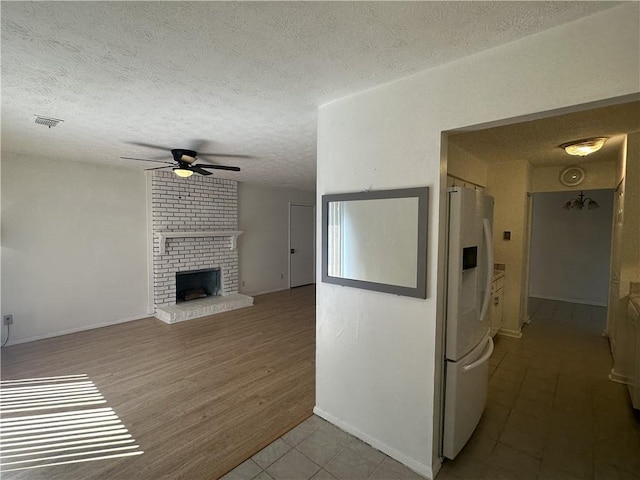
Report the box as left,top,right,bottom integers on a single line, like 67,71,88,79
3,314,13,325
280,273,284,279
241,280,246,287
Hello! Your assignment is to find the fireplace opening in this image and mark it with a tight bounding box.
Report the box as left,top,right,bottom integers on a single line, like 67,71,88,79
176,268,221,303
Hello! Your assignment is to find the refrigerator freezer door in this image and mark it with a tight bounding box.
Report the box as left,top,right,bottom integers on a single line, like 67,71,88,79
446,188,494,361
443,334,493,459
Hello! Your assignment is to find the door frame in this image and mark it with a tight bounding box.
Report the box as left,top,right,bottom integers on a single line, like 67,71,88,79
520,192,533,325
606,177,625,341
436,94,637,464
288,203,316,289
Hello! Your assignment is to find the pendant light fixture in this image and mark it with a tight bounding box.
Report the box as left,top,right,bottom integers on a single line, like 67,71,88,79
562,191,600,210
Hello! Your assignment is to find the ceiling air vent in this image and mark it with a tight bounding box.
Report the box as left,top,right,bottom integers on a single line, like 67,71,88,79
34,116,64,128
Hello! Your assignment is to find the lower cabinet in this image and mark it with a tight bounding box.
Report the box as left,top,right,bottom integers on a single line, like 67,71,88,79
490,276,504,337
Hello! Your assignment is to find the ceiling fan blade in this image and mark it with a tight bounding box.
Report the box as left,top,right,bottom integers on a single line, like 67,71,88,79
144,165,172,171
191,166,213,176
194,164,241,172
126,141,172,151
120,156,173,165
198,153,252,159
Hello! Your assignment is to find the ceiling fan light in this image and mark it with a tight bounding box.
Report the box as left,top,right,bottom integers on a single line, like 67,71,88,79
560,137,607,156
173,168,193,178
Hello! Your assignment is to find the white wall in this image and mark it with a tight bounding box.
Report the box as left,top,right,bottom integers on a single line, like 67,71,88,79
486,160,532,333
316,4,639,477
1,153,149,344
532,160,617,192
238,183,315,296
529,190,614,305
447,141,488,188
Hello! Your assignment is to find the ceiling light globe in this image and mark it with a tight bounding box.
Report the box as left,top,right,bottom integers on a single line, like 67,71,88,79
561,137,607,156
174,168,194,178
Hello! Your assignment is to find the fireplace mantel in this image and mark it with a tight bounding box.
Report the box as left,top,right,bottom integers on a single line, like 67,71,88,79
156,230,243,255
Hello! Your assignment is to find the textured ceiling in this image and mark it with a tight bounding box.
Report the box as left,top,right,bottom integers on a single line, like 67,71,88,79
1,2,622,190
449,100,640,166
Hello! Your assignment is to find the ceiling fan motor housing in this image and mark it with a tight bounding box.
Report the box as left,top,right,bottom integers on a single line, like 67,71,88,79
172,149,198,163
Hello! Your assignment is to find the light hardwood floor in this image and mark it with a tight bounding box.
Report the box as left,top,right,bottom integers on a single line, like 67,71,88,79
1,286,316,480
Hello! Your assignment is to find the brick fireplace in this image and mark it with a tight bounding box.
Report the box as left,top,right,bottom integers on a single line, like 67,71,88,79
151,171,252,323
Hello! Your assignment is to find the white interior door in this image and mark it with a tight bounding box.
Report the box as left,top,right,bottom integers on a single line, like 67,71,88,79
289,204,315,288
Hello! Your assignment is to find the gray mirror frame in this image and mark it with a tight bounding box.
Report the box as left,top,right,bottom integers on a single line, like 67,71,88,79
321,187,428,298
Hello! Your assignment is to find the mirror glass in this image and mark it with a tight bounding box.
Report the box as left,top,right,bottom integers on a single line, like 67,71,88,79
327,197,419,287
322,187,428,298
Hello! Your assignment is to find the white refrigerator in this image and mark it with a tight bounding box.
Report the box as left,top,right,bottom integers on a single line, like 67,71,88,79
442,187,495,459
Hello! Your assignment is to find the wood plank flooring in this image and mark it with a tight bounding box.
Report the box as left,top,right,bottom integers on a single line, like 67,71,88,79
1,286,316,480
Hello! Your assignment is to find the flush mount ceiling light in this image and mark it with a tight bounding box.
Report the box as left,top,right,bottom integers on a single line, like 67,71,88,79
173,168,194,178
562,190,600,210
560,137,607,156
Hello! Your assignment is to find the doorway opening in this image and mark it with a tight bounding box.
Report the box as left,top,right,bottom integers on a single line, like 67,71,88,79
289,204,316,288
528,189,614,309
437,97,639,465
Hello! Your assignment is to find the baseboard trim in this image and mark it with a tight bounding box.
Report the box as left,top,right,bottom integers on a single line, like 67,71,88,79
497,328,523,339
2,313,151,347
609,368,632,385
529,295,607,307
242,287,290,297
313,406,435,479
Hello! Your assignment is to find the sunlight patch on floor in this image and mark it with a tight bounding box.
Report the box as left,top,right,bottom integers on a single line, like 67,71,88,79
0,374,143,472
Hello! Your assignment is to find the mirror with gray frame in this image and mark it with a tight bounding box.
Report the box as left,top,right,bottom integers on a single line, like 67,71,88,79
321,187,428,298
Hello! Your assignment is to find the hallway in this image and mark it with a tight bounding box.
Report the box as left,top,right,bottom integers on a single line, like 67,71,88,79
439,298,640,479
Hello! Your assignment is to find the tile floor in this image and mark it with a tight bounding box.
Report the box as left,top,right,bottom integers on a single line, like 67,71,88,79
221,414,425,480
222,298,640,480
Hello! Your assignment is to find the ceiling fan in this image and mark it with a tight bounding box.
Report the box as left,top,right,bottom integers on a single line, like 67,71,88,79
120,141,248,178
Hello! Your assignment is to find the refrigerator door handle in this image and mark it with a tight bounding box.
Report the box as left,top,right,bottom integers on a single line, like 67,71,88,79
478,217,494,322
462,336,494,372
